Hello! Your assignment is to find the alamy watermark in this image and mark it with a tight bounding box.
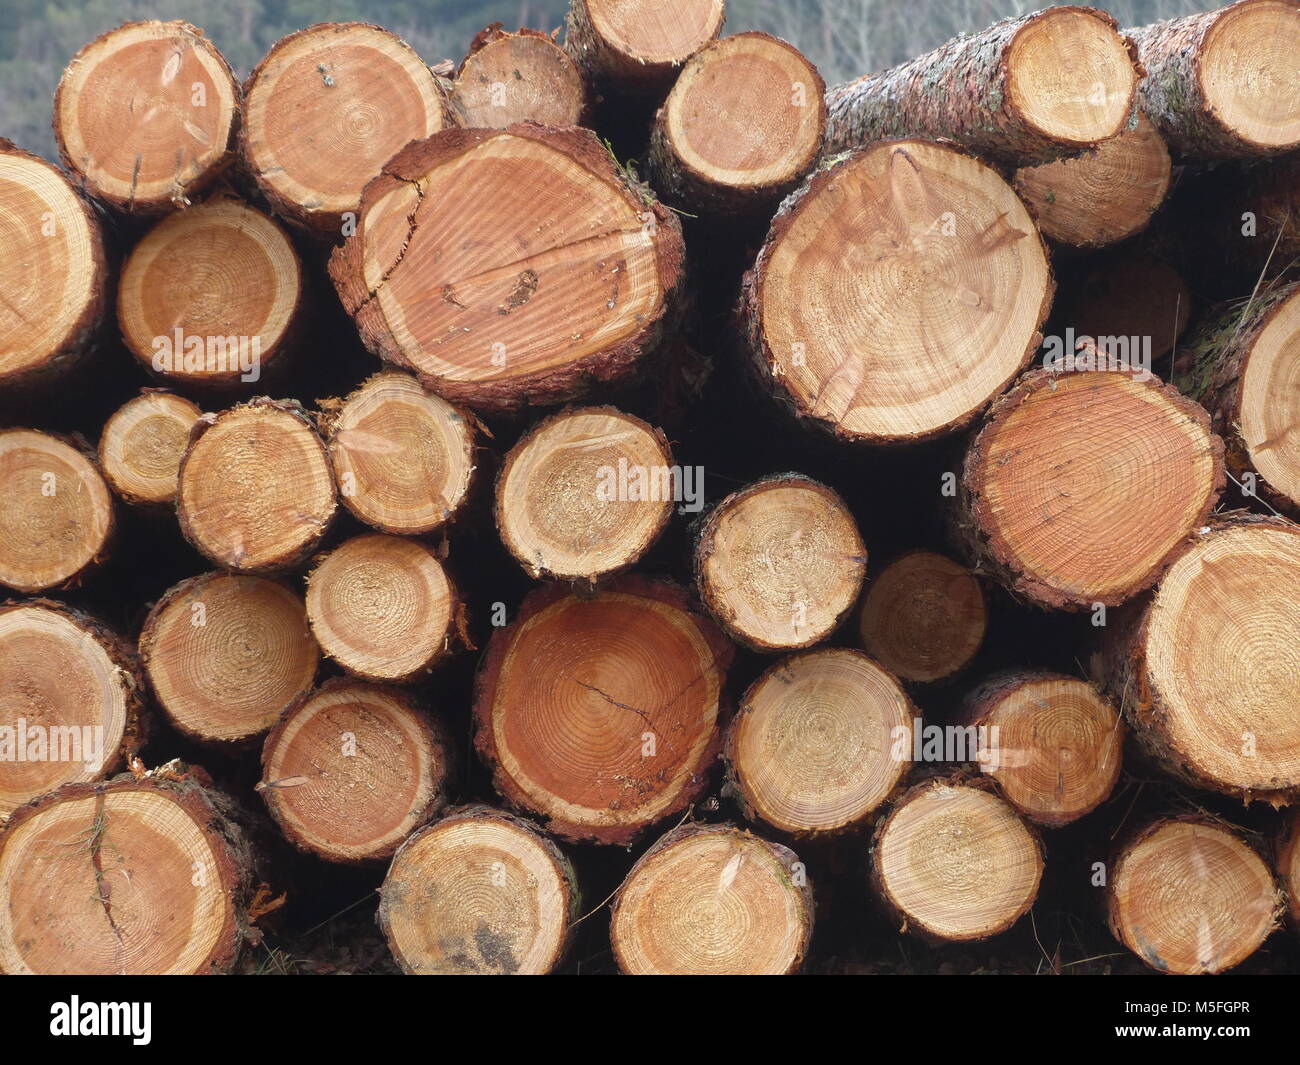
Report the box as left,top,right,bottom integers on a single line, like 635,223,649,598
595,459,705,514
1041,328,1152,381
151,329,261,382
0,718,103,766
890,717,1003,769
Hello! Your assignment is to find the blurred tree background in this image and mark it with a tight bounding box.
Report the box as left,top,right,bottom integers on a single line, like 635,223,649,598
1,0,1205,162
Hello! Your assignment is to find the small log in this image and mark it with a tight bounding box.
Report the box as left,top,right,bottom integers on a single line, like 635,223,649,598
1013,112,1171,247
958,369,1224,609
140,572,319,746
0,140,106,393
725,648,915,836
451,25,589,129
565,0,725,96
1128,0,1300,159
694,474,866,652
495,405,674,583
328,125,686,415
98,391,203,506
740,139,1052,444
0,600,144,820
646,32,825,216
870,778,1043,942
474,575,732,845
54,20,240,213
855,550,986,685
117,194,304,391
259,678,450,863
0,429,114,593
610,823,813,975
305,533,458,683
176,399,337,573
378,804,579,974
1107,816,1282,974
242,22,456,237
1065,253,1191,361
825,7,1141,166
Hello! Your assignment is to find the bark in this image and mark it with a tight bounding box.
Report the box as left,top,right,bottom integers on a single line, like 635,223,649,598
1277,809,1300,929
451,24,590,129
97,390,203,507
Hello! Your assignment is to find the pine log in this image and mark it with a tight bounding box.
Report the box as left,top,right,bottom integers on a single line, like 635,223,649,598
646,32,825,216
305,533,458,683
1101,515,1300,802
565,0,726,96
725,648,915,836
451,25,589,129
824,7,1140,167
958,671,1123,827
0,769,254,973
1013,112,1171,247
140,572,319,746
1178,283,1300,517
1107,816,1282,974
694,474,866,652
117,194,304,390
378,804,579,974
328,125,685,415
1128,0,1300,160
54,21,240,213
242,22,456,237
958,369,1224,609
321,371,477,535
495,405,674,583
0,600,144,820
1066,254,1191,362
98,391,203,506
1277,810,1300,928
870,778,1043,942
610,822,813,975
855,551,986,685
0,429,114,593
0,140,106,393
259,678,450,863
474,575,732,845
176,399,337,573
740,140,1052,445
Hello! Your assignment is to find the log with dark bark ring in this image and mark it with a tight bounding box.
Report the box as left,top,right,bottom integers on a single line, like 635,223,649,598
328,124,686,416
98,391,203,506
473,575,732,845
451,24,589,130
609,822,813,974
565,0,726,96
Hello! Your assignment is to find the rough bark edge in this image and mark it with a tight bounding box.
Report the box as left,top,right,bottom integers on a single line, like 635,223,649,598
377,802,581,974
328,122,687,416
453,24,593,129
608,820,814,974
472,573,733,846
565,0,726,96
692,473,867,652
955,367,1226,610
738,140,1055,446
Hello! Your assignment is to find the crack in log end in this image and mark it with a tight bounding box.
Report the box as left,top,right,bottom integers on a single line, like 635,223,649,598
496,269,539,315
574,678,651,723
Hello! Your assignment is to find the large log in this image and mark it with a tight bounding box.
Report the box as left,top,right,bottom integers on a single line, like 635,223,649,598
328,125,685,415
825,7,1141,166
1128,0,1300,160
451,25,589,129
98,391,203,507
740,140,1052,445
473,575,732,845
54,21,240,213
565,0,725,96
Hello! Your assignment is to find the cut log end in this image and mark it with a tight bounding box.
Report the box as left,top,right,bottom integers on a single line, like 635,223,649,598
0,602,139,819
569,0,726,92
177,400,337,573
0,429,113,593
727,648,914,836
1067,255,1190,362
328,125,685,415
610,824,813,975
379,805,577,974
305,534,456,683
54,20,239,212
696,476,866,652
98,391,203,506
963,370,1223,609
474,576,732,845
872,780,1043,942
118,196,302,389
452,27,588,129
496,405,674,582
1014,112,1171,247
1108,818,1281,974
1278,811,1300,928
746,140,1051,444
856,551,986,684
242,22,454,236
